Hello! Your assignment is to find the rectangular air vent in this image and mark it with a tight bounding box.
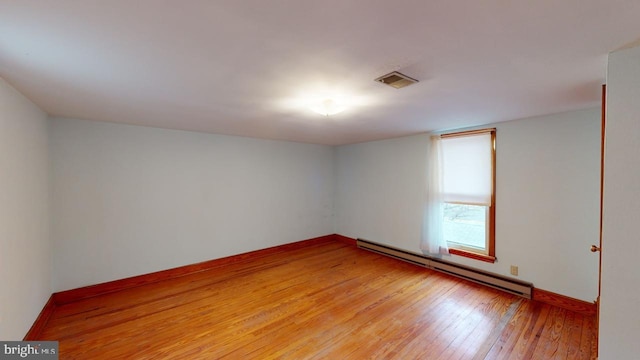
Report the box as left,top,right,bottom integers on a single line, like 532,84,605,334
375,71,419,89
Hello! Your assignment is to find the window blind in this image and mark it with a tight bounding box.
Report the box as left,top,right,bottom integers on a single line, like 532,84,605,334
441,132,493,206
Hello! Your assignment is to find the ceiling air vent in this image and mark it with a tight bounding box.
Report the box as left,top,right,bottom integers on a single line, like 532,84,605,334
375,71,418,89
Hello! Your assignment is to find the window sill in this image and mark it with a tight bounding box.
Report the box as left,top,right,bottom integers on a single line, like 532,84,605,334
448,248,496,263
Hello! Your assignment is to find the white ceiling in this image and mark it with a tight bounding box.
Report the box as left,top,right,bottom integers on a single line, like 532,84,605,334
1,1,640,145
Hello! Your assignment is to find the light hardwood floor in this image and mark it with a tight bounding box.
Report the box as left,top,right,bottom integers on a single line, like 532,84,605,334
40,241,597,359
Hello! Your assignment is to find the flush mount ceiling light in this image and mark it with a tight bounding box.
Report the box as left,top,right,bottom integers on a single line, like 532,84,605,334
309,98,346,116
375,71,419,89
280,85,370,117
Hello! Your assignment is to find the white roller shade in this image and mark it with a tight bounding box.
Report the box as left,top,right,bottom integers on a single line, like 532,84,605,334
441,132,493,205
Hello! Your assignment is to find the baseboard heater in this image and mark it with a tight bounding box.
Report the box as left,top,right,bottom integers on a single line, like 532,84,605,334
357,238,532,299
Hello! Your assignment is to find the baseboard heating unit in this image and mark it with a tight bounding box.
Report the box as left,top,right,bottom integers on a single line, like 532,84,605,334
357,238,533,299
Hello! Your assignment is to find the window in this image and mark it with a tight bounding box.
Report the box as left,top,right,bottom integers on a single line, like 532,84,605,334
440,129,496,262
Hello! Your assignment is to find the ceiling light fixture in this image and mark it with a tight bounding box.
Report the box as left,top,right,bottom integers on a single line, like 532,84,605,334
309,98,346,116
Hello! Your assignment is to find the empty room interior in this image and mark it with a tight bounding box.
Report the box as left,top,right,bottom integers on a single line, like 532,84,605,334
2,1,640,359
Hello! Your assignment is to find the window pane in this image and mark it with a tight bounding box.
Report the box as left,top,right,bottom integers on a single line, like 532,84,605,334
443,203,487,250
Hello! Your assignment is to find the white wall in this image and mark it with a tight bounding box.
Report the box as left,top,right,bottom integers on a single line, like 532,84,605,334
335,134,429,251
599,44,640,358
0,77,51,339
50,118,334,291
335,108,600,301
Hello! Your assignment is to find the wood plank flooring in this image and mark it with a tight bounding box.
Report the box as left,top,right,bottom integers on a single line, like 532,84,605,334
39,241,597,359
